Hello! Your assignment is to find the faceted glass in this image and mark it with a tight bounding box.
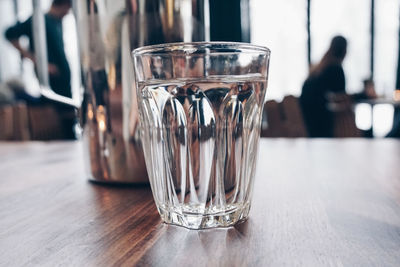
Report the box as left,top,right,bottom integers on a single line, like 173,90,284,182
133,42,270,229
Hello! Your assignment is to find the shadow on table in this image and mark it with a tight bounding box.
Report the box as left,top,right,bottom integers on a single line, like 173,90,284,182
136,219,261,266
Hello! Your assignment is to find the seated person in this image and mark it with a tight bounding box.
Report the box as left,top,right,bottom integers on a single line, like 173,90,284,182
300,36,347,137
352,79,377,101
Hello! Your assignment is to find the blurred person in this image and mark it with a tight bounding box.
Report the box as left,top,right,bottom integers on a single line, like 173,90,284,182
387,116,400,138
300,35,347,137
352,78,377,101
387,89,400,138
5,0,72,99
4,0,75,139
362,79,377,99
0,79,40,105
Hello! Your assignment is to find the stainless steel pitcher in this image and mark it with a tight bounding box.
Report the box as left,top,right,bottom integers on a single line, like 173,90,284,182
72,0,209,183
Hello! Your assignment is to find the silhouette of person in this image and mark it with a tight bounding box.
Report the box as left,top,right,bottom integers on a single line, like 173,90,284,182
4,0,75,139
5,0,72,98
300,35,347,137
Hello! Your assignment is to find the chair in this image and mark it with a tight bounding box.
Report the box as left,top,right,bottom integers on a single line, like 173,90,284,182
0,105,14,140
12,103,30,140
0,103,67,141
261,95,307,137
328,94,361,137
27,105,67,140
281,95,308,137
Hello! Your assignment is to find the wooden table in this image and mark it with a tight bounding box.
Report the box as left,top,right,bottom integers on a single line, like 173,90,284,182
1,139,400,266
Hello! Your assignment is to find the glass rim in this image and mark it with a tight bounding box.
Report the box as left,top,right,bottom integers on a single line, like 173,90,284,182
132,41,271,57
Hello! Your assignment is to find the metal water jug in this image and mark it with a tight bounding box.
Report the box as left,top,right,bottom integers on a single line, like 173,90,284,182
73,0,209,183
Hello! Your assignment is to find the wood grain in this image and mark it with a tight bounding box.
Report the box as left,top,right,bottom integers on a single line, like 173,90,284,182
1,139,400,266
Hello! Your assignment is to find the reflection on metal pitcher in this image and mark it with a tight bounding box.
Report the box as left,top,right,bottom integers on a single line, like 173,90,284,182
74,0,208,183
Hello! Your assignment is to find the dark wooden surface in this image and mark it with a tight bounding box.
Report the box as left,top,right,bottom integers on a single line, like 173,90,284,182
1,139,400,266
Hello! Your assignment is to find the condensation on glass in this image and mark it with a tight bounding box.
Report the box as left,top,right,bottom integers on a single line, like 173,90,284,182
133,42,270,228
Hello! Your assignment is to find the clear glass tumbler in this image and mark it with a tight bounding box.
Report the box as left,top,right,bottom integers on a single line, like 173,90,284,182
133,42,270,229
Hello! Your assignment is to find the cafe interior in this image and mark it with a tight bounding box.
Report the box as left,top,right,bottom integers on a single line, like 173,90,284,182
0,0,400,139
0,0,399,140
0,0,400,265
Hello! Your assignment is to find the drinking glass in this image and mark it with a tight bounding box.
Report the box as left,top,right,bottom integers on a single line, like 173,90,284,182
133,42,270,229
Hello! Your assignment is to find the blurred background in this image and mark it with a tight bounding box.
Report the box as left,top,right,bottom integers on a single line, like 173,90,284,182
0,0,399,140
0,0,80,99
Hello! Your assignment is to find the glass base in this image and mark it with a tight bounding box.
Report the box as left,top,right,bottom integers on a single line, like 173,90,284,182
157,203,251,229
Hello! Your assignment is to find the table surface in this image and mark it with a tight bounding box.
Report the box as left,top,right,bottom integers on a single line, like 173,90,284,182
1,139,400,266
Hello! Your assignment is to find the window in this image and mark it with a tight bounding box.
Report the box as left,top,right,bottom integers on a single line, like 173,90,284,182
311,0,370,94
251,0,399,99
250,0,308,100
375,0,399,95
0,0,21,82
